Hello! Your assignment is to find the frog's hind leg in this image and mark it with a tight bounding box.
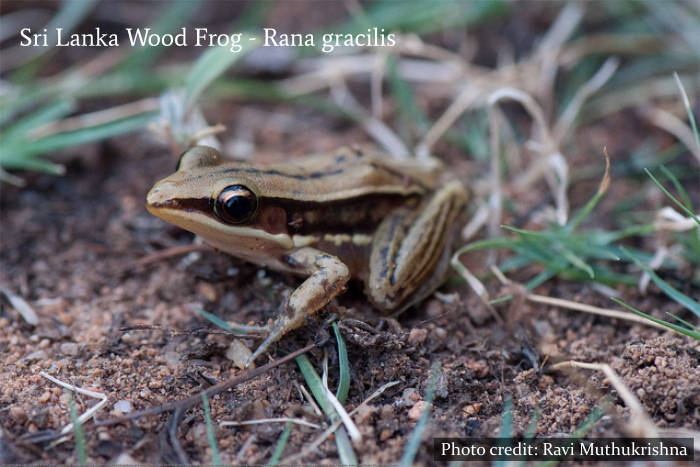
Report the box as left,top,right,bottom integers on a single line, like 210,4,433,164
367,180,467,313
245,247,350,367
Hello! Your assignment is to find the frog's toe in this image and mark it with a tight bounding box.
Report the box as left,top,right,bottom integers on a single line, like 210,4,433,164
244,317,295,368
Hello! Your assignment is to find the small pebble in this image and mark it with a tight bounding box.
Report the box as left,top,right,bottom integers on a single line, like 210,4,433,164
226,340,254,369
197,282,218,302
10,406,27,423
38,391,52,403
425,299,444,318
433,327,447,340
24,350,47,360
462,403,481,416
408,328,428,345
148,380,163,390
60,343,79,356
114,400,133,414
57,311,72,326
112,453,138,465
408,400,428,421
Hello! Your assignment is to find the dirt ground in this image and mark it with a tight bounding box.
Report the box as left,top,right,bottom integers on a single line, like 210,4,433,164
1,110,698,464
1,2,699,466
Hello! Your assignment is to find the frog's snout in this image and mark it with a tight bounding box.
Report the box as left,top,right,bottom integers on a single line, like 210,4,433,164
145,184,168,215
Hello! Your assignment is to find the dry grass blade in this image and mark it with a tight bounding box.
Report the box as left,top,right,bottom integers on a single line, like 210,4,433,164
553,57,619,142
220,418,321,429
489,87,569,225
654,206,700,232
640,106,700,165
1,287,39,325
415,85,481,159
134,244,211,268
39,371,108,437
323,385,361,442
329,81,410,158
526,293,671,333
30,98,159,139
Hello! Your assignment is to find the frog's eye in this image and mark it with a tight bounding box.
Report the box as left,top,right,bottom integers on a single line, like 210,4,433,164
214,185,258,224
176,146,220,171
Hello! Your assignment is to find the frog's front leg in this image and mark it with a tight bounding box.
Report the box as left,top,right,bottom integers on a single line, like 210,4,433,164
368,180,468,312
245,247,350,367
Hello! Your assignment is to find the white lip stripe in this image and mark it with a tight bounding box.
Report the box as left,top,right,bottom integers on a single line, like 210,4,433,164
151,207,294,249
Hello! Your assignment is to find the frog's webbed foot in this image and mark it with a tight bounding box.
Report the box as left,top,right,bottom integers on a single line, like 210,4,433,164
244,247,350,368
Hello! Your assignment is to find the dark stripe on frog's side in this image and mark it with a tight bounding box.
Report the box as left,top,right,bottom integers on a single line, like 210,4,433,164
159,191,422,236
263,193,422,236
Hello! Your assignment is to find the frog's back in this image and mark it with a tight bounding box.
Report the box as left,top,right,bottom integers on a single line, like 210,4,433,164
236,146,442,201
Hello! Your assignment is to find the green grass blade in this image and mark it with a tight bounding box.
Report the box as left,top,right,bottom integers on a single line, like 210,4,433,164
267,421,292,466
296,355,332,414
333,323,350,404
2,99,75,142
560,247,595,279
400,361,441,467
623,247,700,319
0,155,65,175
68,392,87,466
525,269,558,290
119,0,200,70
387,56,429,134
493,395,513,467
565,171,608,234
571,398,608,438
673,72,700,151
47,0,98,42
645,168,700,227
335,0,507,36
611,298,700,340
16,0,98,72
524,408,541,439
193,305,235,333
2,111,157,167
659,165,694,214
334,428,358,466
665,312,699,331
183,39,257,112
201,392,222,466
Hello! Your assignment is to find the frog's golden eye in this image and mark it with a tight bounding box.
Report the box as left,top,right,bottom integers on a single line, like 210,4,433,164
214,185,258,224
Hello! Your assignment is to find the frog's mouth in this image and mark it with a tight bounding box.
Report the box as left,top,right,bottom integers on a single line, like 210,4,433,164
146,193,294,253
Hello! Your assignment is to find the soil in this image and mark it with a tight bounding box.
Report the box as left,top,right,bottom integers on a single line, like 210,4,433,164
2,116,698,465
1,2,699,466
